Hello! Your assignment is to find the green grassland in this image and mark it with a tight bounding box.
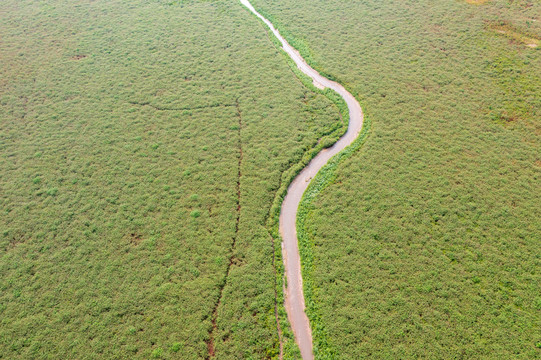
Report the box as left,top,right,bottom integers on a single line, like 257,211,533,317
0,0,347,358
251,0,541,358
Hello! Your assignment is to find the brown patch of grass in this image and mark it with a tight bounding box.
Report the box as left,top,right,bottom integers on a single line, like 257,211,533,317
465,0,491,4
71,54,87,60
490,110,520,127
489,21,540,47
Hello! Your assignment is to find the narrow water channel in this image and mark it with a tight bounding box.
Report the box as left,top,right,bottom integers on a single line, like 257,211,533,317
240,1,364,358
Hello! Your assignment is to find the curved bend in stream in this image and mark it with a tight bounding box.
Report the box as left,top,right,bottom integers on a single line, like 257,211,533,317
240,1,364,358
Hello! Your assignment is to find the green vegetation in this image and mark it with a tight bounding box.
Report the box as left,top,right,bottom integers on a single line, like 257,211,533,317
0,0,349,358
3,0,539,358
251,0,540,358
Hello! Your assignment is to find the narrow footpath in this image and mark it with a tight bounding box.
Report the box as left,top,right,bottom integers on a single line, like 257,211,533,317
240,1,365,359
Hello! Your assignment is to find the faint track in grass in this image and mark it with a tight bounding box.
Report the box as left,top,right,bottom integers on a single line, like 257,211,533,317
127,100,235,112
240,1,365,359
207,98,243,359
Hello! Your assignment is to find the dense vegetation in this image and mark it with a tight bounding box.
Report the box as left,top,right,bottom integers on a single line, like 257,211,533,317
0,0,348,358
251,0,540,358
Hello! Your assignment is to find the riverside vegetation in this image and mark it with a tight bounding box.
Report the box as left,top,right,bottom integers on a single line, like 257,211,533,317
0,0,349,358
250,0,540,358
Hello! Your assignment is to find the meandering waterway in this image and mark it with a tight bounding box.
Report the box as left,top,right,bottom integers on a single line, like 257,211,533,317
240,1,364,358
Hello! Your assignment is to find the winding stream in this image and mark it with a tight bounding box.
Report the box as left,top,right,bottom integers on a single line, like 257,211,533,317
240,1,364,358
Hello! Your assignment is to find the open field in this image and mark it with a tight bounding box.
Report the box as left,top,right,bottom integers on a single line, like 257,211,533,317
0,0,348,358
251,0,541,358
2,0,539,358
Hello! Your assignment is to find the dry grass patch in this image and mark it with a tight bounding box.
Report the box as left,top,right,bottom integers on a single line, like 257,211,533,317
489,21,540,47
465,0,491,4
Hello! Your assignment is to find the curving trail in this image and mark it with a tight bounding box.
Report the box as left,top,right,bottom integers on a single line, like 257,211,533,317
240,1,364,359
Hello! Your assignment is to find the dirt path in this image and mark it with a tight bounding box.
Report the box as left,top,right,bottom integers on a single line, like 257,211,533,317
240,1,364,359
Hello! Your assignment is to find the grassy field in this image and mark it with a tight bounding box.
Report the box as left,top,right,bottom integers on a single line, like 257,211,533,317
0,0,348,358
251,0,541,358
